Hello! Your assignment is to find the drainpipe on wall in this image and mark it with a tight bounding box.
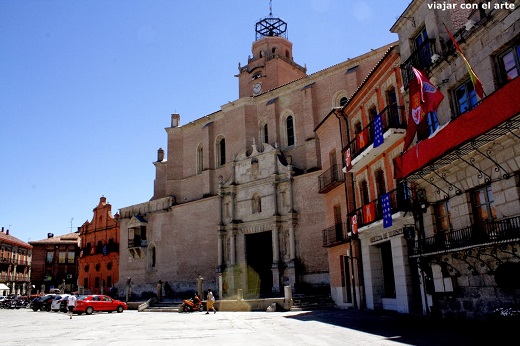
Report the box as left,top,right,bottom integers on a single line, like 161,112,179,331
334,107,359,310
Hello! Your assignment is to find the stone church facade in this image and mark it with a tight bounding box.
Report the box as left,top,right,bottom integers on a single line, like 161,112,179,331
117,13,392,299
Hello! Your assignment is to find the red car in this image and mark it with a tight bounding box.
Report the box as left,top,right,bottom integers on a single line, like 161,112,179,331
73,294,127,315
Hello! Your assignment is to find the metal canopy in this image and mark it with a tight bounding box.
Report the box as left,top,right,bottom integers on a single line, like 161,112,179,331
405,113,520,198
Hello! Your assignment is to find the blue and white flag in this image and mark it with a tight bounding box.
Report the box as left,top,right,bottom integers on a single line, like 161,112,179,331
373,113,384,148
382,193,392,228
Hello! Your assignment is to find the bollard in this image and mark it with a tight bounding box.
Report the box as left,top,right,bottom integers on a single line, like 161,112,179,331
197,275,204,298
237,288,243,301
284,285,292,310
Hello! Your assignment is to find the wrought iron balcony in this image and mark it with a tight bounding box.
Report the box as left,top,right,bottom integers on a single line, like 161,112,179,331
318,164,345,193
344,105,406,172
401,38,437,88
347,186,413,231
322,222,352,247
409,215,520,257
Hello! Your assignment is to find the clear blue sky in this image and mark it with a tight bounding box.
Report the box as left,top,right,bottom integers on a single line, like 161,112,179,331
1,0,410,243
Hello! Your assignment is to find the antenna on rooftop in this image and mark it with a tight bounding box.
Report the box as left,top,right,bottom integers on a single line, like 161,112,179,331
70,218,74,232
269,0,272,16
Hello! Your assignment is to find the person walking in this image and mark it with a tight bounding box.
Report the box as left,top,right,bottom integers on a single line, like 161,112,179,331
205,288,216,314
67,294,77,319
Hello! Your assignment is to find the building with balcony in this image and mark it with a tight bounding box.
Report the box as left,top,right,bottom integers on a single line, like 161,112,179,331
0,227,32,296
316,45,418,313
78,196,120,295
392,0,520,319
117,10,392,298
29,232,79,294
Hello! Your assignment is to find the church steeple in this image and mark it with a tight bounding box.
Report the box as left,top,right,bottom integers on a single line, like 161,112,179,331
237,1,306,99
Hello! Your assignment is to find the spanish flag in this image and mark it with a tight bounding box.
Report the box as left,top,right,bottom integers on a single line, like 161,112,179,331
445,24,484,98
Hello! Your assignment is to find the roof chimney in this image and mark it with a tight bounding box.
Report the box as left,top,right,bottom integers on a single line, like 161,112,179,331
1,227,4,233
6,229,9,236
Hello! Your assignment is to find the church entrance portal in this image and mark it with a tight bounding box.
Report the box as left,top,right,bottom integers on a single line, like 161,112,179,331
245,231,273,298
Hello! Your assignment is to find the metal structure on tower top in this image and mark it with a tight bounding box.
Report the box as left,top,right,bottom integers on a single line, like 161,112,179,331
255,0,287,40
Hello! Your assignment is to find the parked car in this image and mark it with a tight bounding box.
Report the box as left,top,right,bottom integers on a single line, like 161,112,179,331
30,294,56,311
74,294,127,315
51,294,70,312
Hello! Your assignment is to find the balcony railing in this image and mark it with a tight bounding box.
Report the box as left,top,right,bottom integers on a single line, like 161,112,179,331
0,273,30,282
318,164,345,193
322,222,357,247
345,105,405,167
347,186,413,230
401,38,437,88
410,215,520,256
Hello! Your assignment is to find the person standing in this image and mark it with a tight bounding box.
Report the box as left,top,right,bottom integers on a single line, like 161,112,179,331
68,294,77,319
205,288,216,314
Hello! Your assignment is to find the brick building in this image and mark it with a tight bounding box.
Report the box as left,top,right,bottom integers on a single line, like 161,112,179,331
117,12,392,298
0,227,32,296
77,196,120,295
315,45,416,312
29,232,79,294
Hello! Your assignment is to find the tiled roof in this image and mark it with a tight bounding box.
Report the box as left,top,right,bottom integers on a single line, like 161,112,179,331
0,231,32,249
28,232,79,245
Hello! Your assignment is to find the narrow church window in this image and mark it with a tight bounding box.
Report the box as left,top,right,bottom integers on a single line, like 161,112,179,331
150,246,156,268
217,137,226,166
196,144,203,174
286,116,294,146
263,123,268,144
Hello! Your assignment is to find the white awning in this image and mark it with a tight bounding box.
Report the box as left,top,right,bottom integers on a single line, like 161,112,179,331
0,283,9,290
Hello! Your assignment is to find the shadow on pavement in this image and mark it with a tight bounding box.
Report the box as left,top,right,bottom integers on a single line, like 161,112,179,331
284,308,514,346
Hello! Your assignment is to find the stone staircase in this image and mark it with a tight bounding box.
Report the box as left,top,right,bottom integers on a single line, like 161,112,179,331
139,299,183,312
138,295,336,312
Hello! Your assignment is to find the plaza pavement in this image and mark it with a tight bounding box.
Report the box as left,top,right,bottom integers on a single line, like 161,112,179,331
1,306,513,345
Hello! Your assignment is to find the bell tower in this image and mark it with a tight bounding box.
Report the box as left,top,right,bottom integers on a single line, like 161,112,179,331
237,2,307,98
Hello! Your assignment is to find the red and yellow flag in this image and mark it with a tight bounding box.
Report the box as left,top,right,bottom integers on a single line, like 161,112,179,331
445,24,484,98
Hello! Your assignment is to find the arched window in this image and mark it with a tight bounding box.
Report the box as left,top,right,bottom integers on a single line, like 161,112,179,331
216,137,226,167
286,116,295,146
340,96,348,106
150,246,156,268
280,112,296,148
196,143,203,174
259,120,268,145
